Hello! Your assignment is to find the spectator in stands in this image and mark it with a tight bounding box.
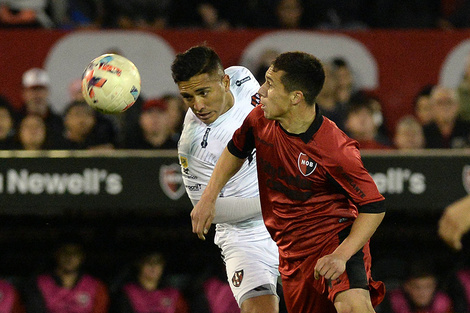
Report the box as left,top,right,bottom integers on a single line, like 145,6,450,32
272,0,306,29
185,260,242,313
22,239,109,313
163,93,186,144
439,0,470,29
55,100,117,150
363,0,442,29
217,0,277,28
68,78,85,103
196,2,230,30
378,257,453,313
14,114,49,150
48,0,105,29
344,95,392,150
303,0,368,29
456,51,470,121
443,265,470,313
68,77,122,145
253,48,279,85
19,68,64,144
0,279,25,313
423,85,470,148
122,98,178,149
414,85,435,126
0,0,54,28
393,115,425,150
368,93,390,143
316,62,347,131
0,96,17,149
111,251,189,313
331,58,356,106
104,0,171,29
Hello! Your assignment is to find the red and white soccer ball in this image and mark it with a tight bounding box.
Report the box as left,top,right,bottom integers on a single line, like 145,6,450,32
81,53,141,114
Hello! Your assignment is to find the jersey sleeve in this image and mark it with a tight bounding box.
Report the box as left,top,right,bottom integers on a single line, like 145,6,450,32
226,66,260,100
324,137,385,213
227,107,260,159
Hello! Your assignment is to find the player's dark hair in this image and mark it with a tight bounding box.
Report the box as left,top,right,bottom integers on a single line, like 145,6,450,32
272,52,325,106
171,45,224,83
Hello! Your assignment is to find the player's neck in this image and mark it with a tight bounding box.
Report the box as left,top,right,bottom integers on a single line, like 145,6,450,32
221,91,235,116
280,103,316,134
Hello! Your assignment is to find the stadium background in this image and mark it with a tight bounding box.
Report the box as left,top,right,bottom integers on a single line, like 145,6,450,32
0,27,469,296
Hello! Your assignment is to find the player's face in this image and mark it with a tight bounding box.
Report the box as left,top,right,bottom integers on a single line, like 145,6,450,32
177,72,232,125
258,66,291,120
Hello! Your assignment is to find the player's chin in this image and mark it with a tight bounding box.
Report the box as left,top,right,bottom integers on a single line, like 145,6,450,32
262,109,272,120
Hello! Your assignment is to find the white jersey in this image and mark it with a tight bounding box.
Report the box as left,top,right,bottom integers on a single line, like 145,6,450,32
178,66,260,202
178,66,279,306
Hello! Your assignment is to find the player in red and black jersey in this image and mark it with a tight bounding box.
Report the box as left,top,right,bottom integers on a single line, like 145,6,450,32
191,51,386,313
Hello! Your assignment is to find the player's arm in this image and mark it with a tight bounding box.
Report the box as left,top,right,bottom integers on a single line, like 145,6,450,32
439,194,470,250
191,147,246,240
315,210,385,280
315,141,386,280
191,196,261,224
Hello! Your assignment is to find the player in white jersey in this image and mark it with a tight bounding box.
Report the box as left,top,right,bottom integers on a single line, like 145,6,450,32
172,46,280,313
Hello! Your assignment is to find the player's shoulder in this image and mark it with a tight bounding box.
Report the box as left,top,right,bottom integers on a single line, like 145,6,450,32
225,66,259,89
316,118,361,160
246,104,264,120
225,66,253,78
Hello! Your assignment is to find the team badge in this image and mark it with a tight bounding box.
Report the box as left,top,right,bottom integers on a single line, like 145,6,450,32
463,165,470,194
159,163,186,200
232,270,244,287
251,93,260,106
298,153,317,176
179,155,188,169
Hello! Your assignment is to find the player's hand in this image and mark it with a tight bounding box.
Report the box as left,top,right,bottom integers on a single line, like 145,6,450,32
190,198,216,240
438,199,470,250
314,253,347,281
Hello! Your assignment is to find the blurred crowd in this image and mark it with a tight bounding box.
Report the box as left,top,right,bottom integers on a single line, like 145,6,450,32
0,237,248,313
1,1,470,313
1,0,470,30
0,67,185,151
2,54,470,153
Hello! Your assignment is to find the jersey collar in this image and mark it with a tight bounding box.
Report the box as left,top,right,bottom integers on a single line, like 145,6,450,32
279,103,323,144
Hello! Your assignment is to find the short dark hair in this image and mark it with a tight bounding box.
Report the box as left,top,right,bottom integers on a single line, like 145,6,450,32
346,92,375,117
413,84,435,108
171,45,224,83
272,52,325,105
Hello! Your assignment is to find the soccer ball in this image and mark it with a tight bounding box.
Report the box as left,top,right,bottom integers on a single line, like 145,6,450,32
81,54,141,114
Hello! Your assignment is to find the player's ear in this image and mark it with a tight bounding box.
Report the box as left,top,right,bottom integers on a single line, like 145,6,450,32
222,74,230,91
290,91,303,105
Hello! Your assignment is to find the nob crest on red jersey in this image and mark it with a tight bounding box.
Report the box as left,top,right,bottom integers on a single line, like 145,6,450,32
298,153,317,176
